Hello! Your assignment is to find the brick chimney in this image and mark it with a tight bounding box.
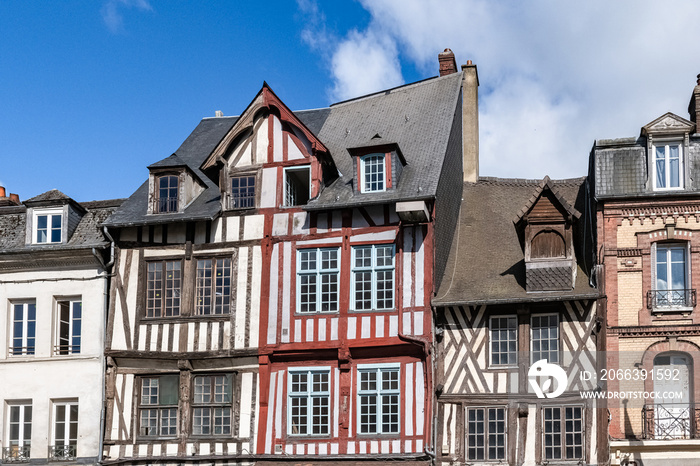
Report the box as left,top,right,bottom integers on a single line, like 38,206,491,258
462,60,479,182
0,187,20,206
438,48,458,76
689,74,700,126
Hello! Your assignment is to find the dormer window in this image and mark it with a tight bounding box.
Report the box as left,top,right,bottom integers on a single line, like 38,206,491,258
284,166,310,207
34,208,63,243
157,175,179,213
360,154,386,193
231,175,256,209
653,140,683,190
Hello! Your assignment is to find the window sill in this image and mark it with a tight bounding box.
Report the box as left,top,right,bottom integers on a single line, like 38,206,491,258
140,314,231,323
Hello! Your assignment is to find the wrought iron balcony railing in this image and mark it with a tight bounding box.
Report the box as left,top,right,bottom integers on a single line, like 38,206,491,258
646,289,696,310
155,196,178,213
643,403,700,439
49,445,76,461
53,344,81,355
2,446,30,462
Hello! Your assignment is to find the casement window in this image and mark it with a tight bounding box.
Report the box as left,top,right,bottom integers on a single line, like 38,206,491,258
146,260,182,317
652,243,692,309
33,208,62,244
288,368,330,436
192,375,232,436
653,141,683,190
466,407,506,461
489,316,517,366
157,175,179,213
531,314,559,364
139,375,179,437
357,365,400,435
50,401,78,460
56,299,81,355
4,403,32,461
297,248,340,314
351,244,395,311
195,258,232,315
230,175,256,209
360,154,386,193
284,166,310,207
542,406,583,461
10,302,36,356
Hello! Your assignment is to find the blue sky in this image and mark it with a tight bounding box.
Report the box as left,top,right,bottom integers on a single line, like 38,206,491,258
2,1,700,202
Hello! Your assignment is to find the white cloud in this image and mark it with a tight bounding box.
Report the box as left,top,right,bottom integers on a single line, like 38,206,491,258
302,0,700,179
101,0,152,33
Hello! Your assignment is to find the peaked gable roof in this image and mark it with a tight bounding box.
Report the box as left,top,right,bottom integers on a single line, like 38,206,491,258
642,112,695,137
513,176,581,224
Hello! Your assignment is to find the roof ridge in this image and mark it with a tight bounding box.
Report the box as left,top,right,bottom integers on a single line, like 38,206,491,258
477,175,586,186
329,73,455,108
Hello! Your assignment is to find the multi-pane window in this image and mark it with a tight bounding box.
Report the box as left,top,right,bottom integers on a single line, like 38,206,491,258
352,244,395,311
192,375,232,436
139,375,179,437
655,244,689,308
56,300,81,355
466,407,506,461
146,261,181,317
34,210,62,243
157,175,179,213
10,302,36,356
288,369,330,435
5,403,32,461
231,175,256,209
51,401,78,460
489,316,517,366
195,258,232,315
284,166,310,207
297,248,340,313
654,141,683,190
361,154,386,193
358,366,400,434
542,406,583,461
531,314,559,363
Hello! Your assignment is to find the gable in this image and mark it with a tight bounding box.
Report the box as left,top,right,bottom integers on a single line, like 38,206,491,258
642,112,695,137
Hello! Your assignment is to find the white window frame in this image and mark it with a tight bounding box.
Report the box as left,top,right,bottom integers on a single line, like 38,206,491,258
50,400,78,460
10,301,36,357
489,315,517,367
356,363,400,435
296,248,341,314
542,405,584,461
195,258,232,315
530,313,559,364
652,139,684,191
283,165,311,207
465,406,507,461
55,298,82,355
33,207,63,244
287,367,331,436
360,153,387,193
5,401,32,461
351,244,395,311
651,242,692,311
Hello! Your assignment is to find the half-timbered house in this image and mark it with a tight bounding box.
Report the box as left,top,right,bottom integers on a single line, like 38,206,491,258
432,174,601,465
0,188,120,465
592,76,700,465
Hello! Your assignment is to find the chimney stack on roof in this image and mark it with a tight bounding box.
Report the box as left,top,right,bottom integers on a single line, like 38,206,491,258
438,48,458,76
0,187,20,207
688,74,700,126
215,110,224,117
462,60,479,183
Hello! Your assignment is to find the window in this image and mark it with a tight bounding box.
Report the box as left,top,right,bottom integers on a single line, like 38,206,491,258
139,375,179,437
542,406,583,461
33,209,62,243
146,260,181,317
56,300,81,355
284,166,310,206
530,231,565,259
4,403,31,462
51,401,77,460
10,302,36,356
489,316,517,366
157,175,179,213
531,314,559,363
653,244,691,309
358,365,399,434
360,154,386,193
231,175,256,209
653,141,683,190
288,369,330,436
466,407,506,461
192,375,232,436
351,244,395,311
297,248,340,314
195,258,231,315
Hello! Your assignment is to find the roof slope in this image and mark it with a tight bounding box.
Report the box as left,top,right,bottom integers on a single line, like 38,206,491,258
433,177,597,306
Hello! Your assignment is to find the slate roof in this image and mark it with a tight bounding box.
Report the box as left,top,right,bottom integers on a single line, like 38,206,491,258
433,177,598,306
105,72,463,226
0,198,123,253
24,189,72,203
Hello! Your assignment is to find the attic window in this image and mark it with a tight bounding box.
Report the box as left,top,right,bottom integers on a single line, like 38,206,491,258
157,175,179,213
360,154,386,193
531,231,565,259
284,166,310,207
33,208,63,244
653,140,683,190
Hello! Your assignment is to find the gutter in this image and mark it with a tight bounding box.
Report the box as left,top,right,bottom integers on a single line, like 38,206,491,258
98,227,115,465
432,291,601,307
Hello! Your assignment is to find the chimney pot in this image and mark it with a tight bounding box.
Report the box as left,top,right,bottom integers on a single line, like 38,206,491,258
467,60,472,65
0,186,5,198
9,193,19,204
438,48,458,76
215,110,224,117
689,74,700,124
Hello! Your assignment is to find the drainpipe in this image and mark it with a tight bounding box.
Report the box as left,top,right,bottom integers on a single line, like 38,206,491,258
98,227,115,465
